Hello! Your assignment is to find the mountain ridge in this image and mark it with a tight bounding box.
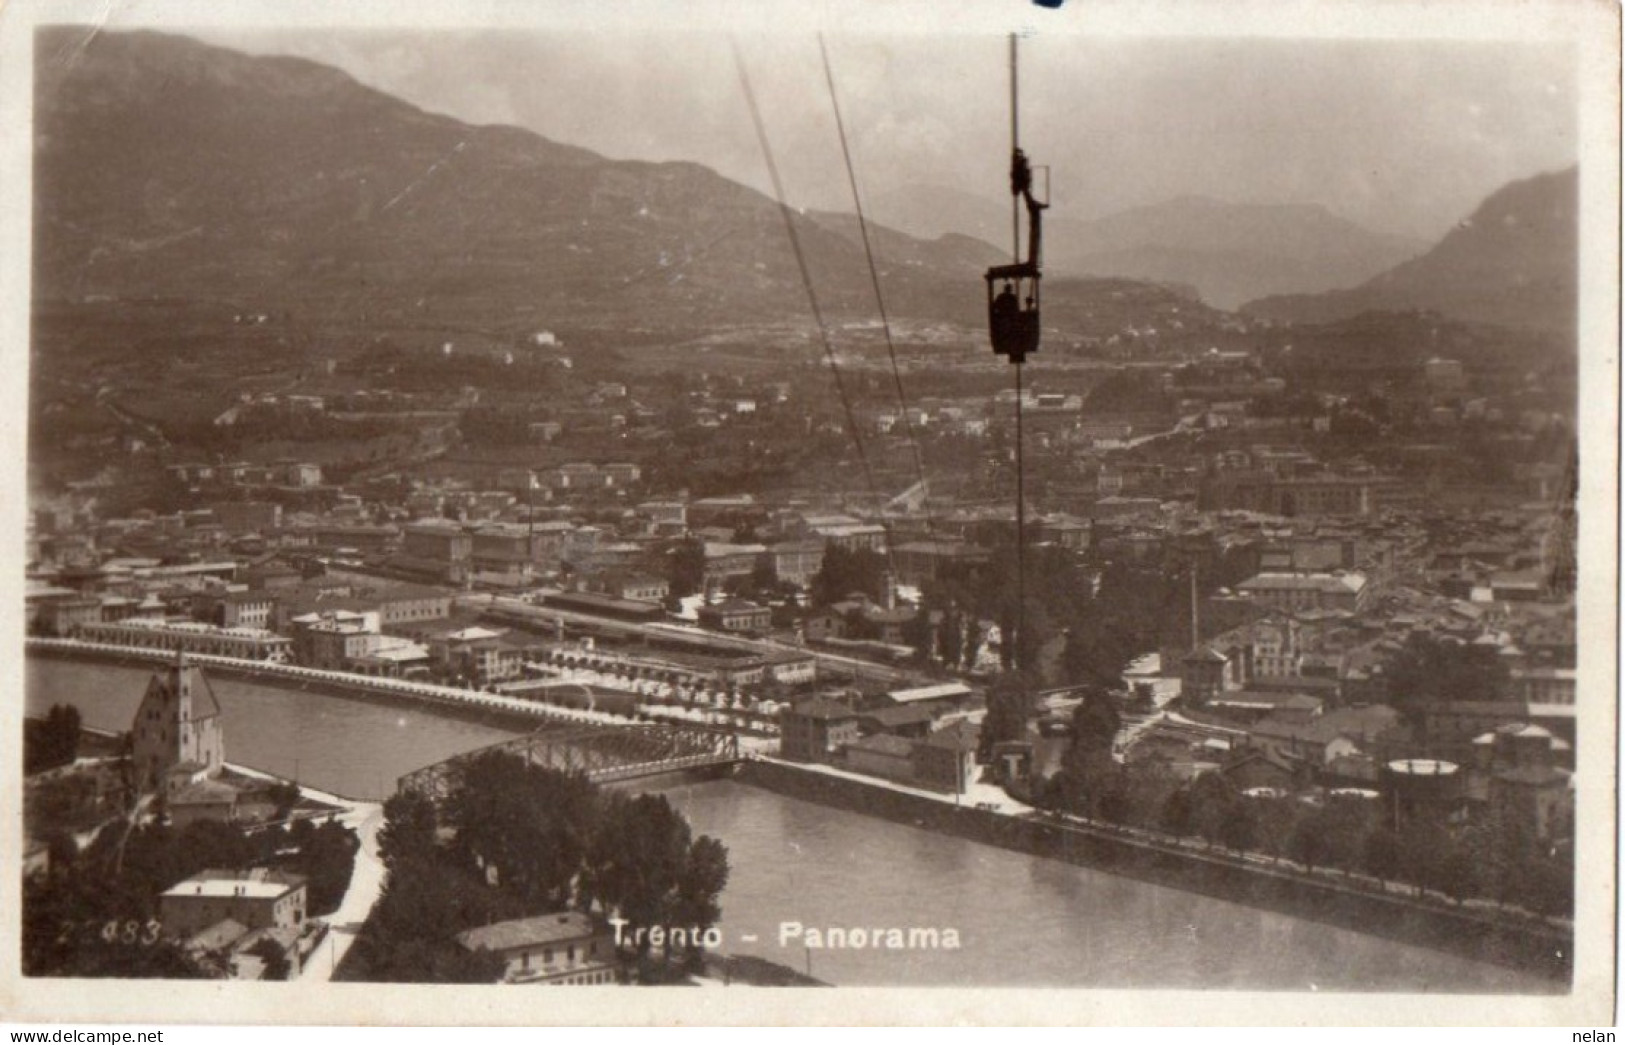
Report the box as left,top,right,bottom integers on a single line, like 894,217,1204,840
34,27,1013,331
1240,167,1578,336
868,183,1426,309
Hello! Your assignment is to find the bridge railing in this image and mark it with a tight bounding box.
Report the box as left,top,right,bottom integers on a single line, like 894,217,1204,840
395,721,740,798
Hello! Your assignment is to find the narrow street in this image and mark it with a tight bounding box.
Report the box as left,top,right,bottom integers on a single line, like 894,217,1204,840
300,797,385,982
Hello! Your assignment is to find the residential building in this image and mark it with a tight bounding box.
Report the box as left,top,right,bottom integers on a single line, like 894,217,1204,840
161,868,307,939
697,599,770,634
1236,572,1369,614
80,619,294,662
372,584,454,628
769,541,825,587
210,501,282,535
1471,723,1572,839
845,734,918,783
702,542,767,585
39,596,104,636
857,704,939,739
401,522,473,584
911,721,981,794
891,540,992,587
780,697,860,762
456,912,619,985
290,610,382,669
198,590,276,630
588,571,669,604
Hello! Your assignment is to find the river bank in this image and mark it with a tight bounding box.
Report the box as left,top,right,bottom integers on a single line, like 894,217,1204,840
735,759,1571,983
27,649,1564,990
26,639,563,734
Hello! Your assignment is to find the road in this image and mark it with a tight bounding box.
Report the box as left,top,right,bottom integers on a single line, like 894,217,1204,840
300,798,385,982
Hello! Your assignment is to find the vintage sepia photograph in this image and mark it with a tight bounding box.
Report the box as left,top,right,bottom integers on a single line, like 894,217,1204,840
2,0,1617,1027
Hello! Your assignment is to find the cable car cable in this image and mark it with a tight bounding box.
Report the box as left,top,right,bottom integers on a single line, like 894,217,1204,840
735,40,908,599
732,41,880,508
817,35,942,552
1009,33,1029,673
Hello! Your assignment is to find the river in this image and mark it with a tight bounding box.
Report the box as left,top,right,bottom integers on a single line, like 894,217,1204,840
27,655,1555,991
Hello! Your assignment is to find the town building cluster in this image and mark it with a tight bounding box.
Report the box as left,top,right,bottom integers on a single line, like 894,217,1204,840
28,319,1579,917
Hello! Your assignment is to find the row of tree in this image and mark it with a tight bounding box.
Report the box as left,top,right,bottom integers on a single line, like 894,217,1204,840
1026,701,1571,918
345,751,730,984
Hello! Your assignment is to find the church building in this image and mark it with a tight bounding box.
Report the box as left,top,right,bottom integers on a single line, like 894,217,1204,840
131,653,226,795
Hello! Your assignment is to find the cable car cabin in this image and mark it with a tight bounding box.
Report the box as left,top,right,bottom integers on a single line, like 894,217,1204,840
985,147,1048,365
985,265,1040,364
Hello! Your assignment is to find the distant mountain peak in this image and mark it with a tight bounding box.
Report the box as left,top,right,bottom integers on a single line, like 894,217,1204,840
1241,166,1577,337
866,181,1425,309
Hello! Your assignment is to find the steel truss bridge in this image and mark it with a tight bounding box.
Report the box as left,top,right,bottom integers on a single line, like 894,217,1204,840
397,721,741,799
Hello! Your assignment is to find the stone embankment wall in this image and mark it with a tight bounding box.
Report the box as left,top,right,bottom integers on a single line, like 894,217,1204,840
738,759,1571,982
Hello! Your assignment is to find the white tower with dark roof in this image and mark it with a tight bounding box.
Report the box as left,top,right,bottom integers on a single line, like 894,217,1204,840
130,651,225,793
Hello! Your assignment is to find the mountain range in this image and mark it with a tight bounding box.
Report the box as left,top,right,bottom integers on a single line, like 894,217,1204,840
1240,167,1578,337
34,28,1577,344
869,185,1426,310
34,28,1007,331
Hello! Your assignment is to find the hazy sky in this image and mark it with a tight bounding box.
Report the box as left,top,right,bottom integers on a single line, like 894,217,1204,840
187,26,1578,242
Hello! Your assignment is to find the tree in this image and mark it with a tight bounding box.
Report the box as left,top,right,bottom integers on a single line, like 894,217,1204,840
25,704,82,775
1188,773,1239,848
1219,803,1259,854
901,606,935,664
1458,814,1523,904
347,752,728,984
935,608,965,668
1363,825,1401,885
246,937,292,981
1160,786,1195,837
279,819,359,916
1315,797,1374,873
266,780,302,820
1521,851,1573,918
671,835,730,971
445,752,598,910
1059,561,1183,690
1070,690,1121,756
1384,633,1513,729
1288,813,1330,873
977,673,1033,762
1114,763,1183,832
1396,818,1449,897
583,794,692,960
747,554,777,595
1435,838,1478,903
667,538,706,600
809,545,889,608
344,852,516,983
962,618,985,670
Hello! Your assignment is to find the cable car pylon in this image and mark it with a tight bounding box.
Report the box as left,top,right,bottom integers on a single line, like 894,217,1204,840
985,32,1049,675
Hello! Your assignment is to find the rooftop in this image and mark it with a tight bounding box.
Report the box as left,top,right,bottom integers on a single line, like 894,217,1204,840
887,683,973,704
848,734,917,758
787,697,859,722
456,912,604,954
163,868,305,901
